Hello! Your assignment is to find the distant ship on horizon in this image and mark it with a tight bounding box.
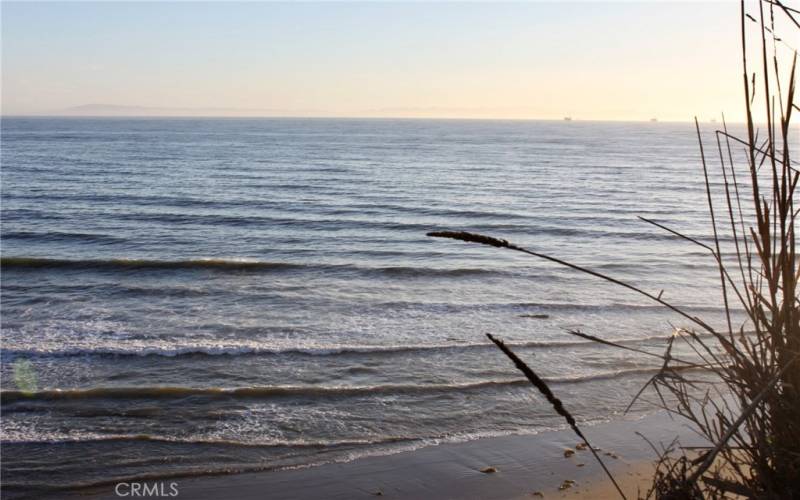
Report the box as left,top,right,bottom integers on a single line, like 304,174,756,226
563,116,572,121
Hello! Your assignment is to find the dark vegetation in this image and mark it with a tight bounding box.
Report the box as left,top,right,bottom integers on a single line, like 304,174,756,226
428,1,798,497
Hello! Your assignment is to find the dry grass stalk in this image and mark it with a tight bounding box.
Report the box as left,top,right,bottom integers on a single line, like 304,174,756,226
486,333,627,499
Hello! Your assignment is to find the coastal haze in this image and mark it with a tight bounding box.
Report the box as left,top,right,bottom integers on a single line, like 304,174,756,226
1,117,736,495
2,2,745,121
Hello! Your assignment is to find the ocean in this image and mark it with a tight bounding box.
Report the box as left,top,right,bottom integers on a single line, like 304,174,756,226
0,117,735,496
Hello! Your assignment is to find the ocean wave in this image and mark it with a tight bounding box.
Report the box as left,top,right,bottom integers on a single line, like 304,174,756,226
1,368,663,404
0,256,499,278
0,381,522,403
0,204,734,243
1,231,126,245
0,432,413,449
376,299,731,314
0,333,682,360
0,257,304,272
0,208,66,221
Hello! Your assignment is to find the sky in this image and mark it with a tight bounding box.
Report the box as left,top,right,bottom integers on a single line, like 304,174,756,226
0,1,765,121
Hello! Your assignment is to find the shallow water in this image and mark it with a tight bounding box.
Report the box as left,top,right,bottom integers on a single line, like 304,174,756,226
1,117,739,495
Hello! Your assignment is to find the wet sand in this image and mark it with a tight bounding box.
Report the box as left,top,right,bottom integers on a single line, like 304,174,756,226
68,410,704,499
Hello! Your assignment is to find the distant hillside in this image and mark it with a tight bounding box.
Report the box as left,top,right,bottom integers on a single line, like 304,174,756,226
50,104,316,117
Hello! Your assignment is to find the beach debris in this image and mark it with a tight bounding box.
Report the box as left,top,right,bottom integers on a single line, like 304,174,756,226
604,452,619,459
480,466,497,474
576,463,585,467
558,480,576,491
519,314,550,319
531,491,544,498
371,490,383,496
575,443,587,451
563,448,575,458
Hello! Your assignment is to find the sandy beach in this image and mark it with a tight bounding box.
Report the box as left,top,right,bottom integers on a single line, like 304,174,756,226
61,410,702,500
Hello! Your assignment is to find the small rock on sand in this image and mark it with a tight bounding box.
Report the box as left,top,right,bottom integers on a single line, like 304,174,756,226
563,448,575,458
480,466,497,474
575,443,587,451
576,463,585,467
519,314,550,319
531,492,544,498
558,480,576,491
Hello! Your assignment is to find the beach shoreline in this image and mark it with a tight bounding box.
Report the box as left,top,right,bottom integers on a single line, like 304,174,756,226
60,410,702,500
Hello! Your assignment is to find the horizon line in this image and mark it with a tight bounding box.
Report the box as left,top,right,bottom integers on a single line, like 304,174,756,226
1,114,739,125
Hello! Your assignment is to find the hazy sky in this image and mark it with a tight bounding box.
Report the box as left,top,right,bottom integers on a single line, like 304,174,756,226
1,2,754,121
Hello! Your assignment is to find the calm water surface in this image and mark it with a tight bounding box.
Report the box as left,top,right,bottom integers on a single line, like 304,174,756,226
1,118,736,496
